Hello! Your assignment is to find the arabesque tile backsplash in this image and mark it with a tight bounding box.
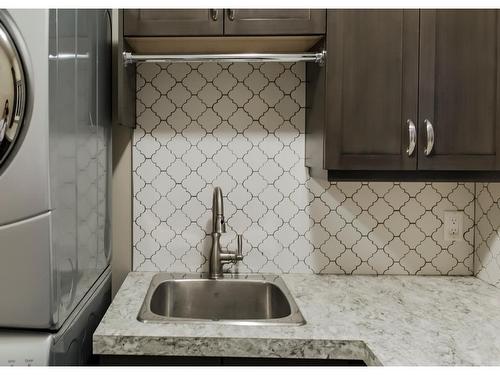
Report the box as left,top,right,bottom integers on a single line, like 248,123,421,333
132,61,496,278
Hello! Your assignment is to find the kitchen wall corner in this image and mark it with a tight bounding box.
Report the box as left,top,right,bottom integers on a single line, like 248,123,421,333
474,183,500,287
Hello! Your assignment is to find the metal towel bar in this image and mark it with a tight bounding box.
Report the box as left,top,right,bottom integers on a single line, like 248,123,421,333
123,51,326,66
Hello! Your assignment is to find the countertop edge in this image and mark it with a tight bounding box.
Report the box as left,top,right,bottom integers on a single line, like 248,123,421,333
93,335,382,366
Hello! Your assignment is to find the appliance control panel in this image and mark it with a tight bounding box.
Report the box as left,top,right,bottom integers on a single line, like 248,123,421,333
0,331,52,366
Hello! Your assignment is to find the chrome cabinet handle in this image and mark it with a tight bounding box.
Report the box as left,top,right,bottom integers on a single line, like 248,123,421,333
210,9,219,21
424,119,434,156
227,9,235,21
406,119,416,156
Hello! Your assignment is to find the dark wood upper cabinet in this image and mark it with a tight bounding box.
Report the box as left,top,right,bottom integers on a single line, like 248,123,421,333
307,9,500,179
316,10,419,171
123,9,224,36
223,9,326,35
418,10,500,171
123,9,325,37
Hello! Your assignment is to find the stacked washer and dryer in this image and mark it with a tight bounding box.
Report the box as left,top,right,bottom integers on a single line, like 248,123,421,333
0,9,112,365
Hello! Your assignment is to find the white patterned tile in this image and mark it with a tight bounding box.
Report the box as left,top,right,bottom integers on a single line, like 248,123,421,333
151,223,175,246
167,83,191,107
213,96,237,120
213,70,237,94
368,199,393,222
211,172,237,194
183,70,206,94
136,210,160,233
227,185,252,207
384,185,410,210
165,159,190,182
242,198,268,222
259,160,283,183
275,198,299,222
384,212,409,236
151,197,175,221
259,185,283,209
136,185,160,209
352,185,378,210
260,83,284,106
196,135,222,158
276,68,301,94
244,70,268,93
228,210,252,234
151,70,176,94
274,172,299,196
400,250,425,274
367,251,393,273
135,160,160,183
400,199,426,222
166,211,191,233
228,108,253,132
151,147,175,170
135,234,159,259
228,62,253,81
182,198,206,221
228,82,253,106
151,96,175,120
227,134,253,158
336,249,362,273
135,136,160,158
275,96,299,120
260,109,284,132
182,96,206,119
416,185,443,209
212,147,237,170
197,62,222,81
137,83,160,107
137,62,160,81
353,237,378,261
197,108,222,132
133,62,476,275
180,173,206,196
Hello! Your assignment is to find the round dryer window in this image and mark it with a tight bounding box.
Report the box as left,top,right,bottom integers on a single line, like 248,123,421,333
0,20,26,167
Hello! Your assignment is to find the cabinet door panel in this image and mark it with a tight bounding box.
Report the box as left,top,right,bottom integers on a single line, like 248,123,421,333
124,9,223,36
224,9,325,35
325,10,419,170
418,10,500,170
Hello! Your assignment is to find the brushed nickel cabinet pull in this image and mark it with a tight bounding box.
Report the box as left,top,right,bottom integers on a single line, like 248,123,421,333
210,9,219,21
227,9,235,21
406,119,416,156
424,119,434,156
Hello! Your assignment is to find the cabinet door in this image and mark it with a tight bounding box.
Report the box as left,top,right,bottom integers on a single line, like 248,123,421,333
223,9,325,35
418,10,500,170
324,10,419,170
123,9,223,36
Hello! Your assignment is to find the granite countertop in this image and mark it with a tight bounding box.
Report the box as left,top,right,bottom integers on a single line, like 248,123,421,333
93,272,500,365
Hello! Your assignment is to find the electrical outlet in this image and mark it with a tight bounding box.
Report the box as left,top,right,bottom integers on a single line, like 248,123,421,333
444,211,464,242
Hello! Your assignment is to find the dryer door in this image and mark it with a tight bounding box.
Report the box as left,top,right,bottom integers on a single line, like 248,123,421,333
0,21,26,169
0,10,50,227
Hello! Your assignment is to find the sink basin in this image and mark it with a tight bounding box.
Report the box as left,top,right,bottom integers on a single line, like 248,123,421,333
138,273,305,326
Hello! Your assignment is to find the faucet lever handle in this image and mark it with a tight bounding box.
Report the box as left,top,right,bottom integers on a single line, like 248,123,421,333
236,234,244,261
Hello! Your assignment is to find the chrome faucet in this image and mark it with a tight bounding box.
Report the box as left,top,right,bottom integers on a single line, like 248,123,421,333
209,187,243,279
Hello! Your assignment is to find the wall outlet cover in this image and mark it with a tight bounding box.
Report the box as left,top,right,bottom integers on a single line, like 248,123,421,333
444,210,464,242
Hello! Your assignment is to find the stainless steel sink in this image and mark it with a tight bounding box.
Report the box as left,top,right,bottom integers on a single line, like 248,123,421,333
138,273,305,326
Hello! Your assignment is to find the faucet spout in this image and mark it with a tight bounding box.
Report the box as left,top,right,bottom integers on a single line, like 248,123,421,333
212,187,226,234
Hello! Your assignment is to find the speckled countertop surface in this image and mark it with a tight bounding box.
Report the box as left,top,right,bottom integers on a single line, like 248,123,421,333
93,272,500,365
